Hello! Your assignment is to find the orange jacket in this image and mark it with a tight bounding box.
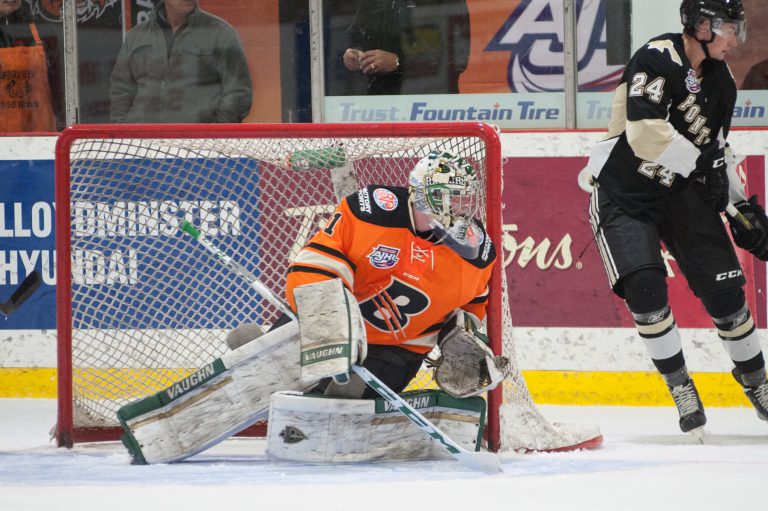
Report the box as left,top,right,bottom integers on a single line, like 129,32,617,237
0,23,55,133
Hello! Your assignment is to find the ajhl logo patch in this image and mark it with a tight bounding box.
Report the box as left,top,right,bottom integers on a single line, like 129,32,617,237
368,245,400,269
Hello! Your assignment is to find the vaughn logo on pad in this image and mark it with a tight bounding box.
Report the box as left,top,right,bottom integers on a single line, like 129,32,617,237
301,345,350,365
165,362,221,400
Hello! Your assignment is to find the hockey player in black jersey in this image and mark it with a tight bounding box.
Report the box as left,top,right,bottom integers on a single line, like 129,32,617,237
586,0,768,436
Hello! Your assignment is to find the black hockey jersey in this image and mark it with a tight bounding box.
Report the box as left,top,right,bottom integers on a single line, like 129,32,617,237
588,33,737,220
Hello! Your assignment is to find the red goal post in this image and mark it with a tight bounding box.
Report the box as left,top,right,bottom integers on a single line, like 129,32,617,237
54,122,600,454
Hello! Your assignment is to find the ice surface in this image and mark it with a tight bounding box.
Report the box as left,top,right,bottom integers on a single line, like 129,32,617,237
1,399,766,511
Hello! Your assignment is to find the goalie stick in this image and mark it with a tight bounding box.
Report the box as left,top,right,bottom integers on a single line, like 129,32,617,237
0,271,41,318
180,221,502,473
180,221,296,321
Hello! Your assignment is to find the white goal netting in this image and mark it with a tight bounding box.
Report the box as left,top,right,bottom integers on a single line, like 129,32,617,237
55,123,600,452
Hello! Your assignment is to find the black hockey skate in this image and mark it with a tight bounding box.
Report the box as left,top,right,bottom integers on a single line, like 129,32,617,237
668,378,706,433
731,368,768,422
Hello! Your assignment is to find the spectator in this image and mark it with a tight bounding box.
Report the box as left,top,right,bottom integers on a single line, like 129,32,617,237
342,0,470,95
0,0,57,132
109,0,252,123
742,58,768,89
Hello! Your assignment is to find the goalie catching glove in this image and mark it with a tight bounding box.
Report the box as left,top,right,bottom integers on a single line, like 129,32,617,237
729,195,768,261
427,311,510,399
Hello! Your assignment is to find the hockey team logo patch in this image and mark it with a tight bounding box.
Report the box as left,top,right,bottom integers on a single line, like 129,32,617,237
279,426,307,444
368,245,400,269
685,69,701,93
372,188,398,211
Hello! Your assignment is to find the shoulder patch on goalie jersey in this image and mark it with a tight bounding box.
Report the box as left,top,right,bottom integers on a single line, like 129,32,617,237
347,185,411,228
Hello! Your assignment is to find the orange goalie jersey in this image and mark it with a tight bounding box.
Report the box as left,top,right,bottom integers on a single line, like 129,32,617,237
286,185,496,354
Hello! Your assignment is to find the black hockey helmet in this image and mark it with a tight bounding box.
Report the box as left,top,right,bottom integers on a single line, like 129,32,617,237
680,0,746,43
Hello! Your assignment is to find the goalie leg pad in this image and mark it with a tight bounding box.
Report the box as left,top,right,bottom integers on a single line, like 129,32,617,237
266,390,486,463
118,321,313,464
295,278,367,384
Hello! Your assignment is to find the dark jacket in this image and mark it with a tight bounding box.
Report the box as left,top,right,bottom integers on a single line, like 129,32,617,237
1,5,33,48
109,3,252,123
346,0,470,94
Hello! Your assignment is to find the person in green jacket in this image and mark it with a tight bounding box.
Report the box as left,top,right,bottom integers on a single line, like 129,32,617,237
109,0,252,123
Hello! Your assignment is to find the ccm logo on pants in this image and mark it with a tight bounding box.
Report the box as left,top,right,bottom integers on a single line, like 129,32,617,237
716,270,743,281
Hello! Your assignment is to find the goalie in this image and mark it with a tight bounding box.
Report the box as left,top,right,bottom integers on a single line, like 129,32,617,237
117,151,509,464
285,150,508,401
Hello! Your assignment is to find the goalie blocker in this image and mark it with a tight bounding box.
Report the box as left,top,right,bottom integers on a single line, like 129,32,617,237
295,278,367,385
267,390,487,463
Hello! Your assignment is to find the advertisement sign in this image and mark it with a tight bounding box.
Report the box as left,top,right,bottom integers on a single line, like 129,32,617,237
327,0,768,127
1,131,766,405
2,141,764,333
324,93,565,128
481,0,623,93
0,158,55,329
502,155,763,329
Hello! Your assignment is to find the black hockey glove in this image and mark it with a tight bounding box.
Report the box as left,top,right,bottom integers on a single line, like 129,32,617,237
729,195,768,261
692,145,728,212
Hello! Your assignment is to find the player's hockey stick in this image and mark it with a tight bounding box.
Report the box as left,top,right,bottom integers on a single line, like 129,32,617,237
0,271,41,318
725,203,753,230
180,221,502,473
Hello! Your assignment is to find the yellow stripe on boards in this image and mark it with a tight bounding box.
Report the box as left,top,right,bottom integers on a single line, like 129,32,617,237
0,368,57,398
0,368,755,408
0,368,194,399
521,370,753,407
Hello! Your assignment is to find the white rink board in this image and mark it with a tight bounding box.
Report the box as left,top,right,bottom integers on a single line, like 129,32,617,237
1,130,766,374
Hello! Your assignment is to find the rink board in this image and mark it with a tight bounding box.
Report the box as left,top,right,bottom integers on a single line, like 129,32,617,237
1,130,767,406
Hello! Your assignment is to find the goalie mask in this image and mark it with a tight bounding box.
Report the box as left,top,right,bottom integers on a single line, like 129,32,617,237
408,151,484,258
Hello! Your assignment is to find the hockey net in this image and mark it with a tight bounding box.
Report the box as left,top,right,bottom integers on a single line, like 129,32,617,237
54,122,601,452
